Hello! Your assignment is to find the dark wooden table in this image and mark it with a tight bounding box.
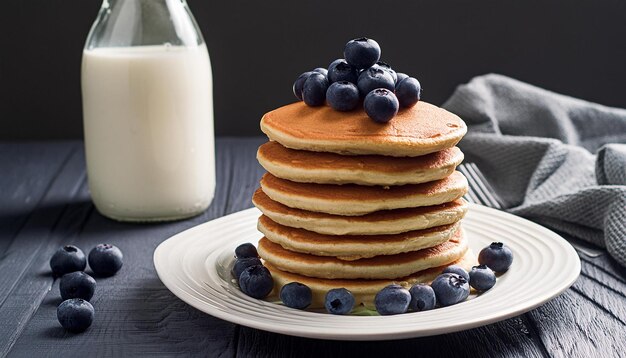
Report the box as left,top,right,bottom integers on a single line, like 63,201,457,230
2,139,625,358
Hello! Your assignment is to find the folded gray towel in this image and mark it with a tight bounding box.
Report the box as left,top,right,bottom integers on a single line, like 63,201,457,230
443,74,626,266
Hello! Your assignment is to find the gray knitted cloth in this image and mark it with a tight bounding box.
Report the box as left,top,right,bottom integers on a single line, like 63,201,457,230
443,74,626,266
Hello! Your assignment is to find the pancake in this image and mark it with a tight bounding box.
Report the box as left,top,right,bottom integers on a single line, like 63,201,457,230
260,101,467,157
265,250,476,309
258,215,460,260
257,229,468,279
257,141,464,186
260,171,468,216
252,188,468,235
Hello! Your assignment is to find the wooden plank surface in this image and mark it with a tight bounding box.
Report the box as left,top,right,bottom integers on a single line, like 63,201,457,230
1,139,625,357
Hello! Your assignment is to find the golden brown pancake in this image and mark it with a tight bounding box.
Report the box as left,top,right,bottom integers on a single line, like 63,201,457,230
252,188,468,235
257,141,464,186
260,101,467,157
258,215,460,260
260,171,468,216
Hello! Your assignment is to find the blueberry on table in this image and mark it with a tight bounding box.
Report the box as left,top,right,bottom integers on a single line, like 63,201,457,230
312,67,328,76
327,59,358,84
60,271,96,301
478,242,513,272
374,284,411,315
372,61,397,83
364,88,399,123
293,71,314,101
469,265,497,292
326,81,360,111
442,264,470,282
239,265,274,299
235,243,258,259
409,284,436,312
231,257,262,280
88,244,123,277
357,67,395,97
395,72,409,87
344,37,381,69
302,72,329,107
279,282,313,310
50,245,86,276
431,273,470,306
395,77,422,108
324,288,355,315
57,298,94,333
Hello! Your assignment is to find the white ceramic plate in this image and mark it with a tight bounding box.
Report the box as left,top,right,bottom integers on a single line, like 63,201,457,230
154,204,580,340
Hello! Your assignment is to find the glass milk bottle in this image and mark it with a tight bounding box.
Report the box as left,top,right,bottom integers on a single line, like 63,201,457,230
81,0,215,221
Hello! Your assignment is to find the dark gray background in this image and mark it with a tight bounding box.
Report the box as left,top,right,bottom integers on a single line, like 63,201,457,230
1,0,625,139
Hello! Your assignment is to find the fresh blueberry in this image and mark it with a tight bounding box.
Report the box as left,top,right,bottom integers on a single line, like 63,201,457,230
231,257,262,280
364,89,399,123
395,72,409,87
326,81,360,111
235,243,258,259
478,242,513,272
469,265,497,292
372,61,397,83
442,265,470,282
279,282,312,310
357,67,395,96
344,37,381,69
431,273,470,307
374,284,411,315
88,244,123,277
327,59,358,84
324,288,355,315
50,245,86,276
312,67,328,76
395,77,421,108
408,284,436,311
293,71,314,101
302,72,328,107
57,298,94,333
239,265,274,299
60,271,96,301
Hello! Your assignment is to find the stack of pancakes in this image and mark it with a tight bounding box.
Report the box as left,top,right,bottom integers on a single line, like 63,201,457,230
252,101,473,308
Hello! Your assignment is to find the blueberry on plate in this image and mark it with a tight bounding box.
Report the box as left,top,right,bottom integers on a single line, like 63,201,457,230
478,242,513,272
60,271,96,301
469,265,497,292
239,265,274,299
231,257,262,280
326,81,360,111
357,67,395,97
324,288,355,315
50,245,86,277
302,72,328,107
279,282,312,310
312,67,328,76
88,244,123,277
293,71,314,101
408,284,436,311
374,284,411,315
57,298,94,333
327,59,358,84
364,88,399,123
235,243,258,259
442,265,470,282
372,61,397,83
395,77,421,108
431,273,470,306
395,72,409,87
344,37,381,69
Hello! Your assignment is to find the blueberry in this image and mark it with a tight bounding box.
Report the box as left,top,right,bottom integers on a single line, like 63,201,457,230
374,284,411,315
344,37,381,69
357,67,395,97
396,77,421,108
50,245,86,276
408,284,436,311
231,257,262,280
327,59,358,84
88,244,123,277
395,72,409,87
469,265,497,292
293,71,314,101
279,282,312,310
326,81,360,111
235,243,258,259
60,271,96,301
364,89,399,123
442,265,470,282
312,67,328,76
431,273,470,306
324,288,355,315
302,72,328,107
478,242,513,272
57,298,94,333
372,61,397,83
239,265,274,299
